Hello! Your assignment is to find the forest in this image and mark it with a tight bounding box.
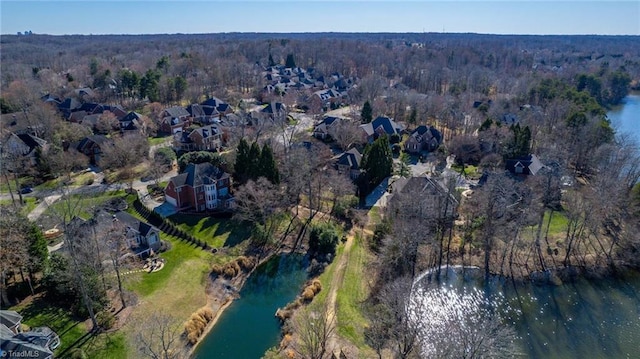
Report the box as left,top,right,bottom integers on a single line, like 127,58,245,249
1,32,640,358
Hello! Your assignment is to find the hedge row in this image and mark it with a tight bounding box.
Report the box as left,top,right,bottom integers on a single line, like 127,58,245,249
132,197,212,252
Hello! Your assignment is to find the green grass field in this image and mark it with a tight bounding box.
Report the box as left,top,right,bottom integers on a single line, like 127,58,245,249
127,232,214,297
45,190,126,221
168,213,251,248
335,232,371,348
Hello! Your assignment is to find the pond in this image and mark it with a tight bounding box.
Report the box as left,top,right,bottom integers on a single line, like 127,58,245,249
193,254,309,359
412,267,640,359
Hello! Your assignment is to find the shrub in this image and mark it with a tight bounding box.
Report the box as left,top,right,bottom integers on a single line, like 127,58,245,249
309,222,340,257
301,288,315,301
184,306,215,344
96,311,116,330
236,256,256,271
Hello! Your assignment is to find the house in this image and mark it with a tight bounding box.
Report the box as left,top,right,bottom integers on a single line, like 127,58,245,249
14,326,60,352
187,125,224,151
404,125,442,154
0,310,23,334
260,102,287,122
335,148,363,180
173,125,225,152
76,135,113,166
360,116,403,143
1,310,58,359
164,163,233,212
1,325,53,359
160,106,191,134
388,176,458,219
310,88,341,111
2,132,48,165
505,154,544,176
119,111,144,135
113,211,161,254
312,116,341,140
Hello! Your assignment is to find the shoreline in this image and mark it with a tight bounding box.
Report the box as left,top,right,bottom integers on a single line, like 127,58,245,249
186,249,297,358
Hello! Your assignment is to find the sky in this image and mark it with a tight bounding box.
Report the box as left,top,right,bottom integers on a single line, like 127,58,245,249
1,1,639,36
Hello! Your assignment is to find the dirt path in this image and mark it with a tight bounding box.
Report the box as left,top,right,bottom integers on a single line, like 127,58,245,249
325,227,356,354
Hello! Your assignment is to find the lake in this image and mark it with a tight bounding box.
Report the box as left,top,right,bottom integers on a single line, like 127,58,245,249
412,267,640,359
193,255,308,359
607,92,640,143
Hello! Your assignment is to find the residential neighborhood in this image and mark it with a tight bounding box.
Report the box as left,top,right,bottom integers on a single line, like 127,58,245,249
1,20,639,359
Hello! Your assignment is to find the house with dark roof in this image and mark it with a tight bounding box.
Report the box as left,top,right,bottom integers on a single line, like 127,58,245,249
505,154,544,176
359,116,403,143
118,111,144,135
76,135,113,166
312,116,341,140
164,163,233,212
2,132,48,166
113,211,161,254
260,102,287,122
173,125,225,152
1,310,58,359
335,148,363,180
404,125,442,154
160,106,191,134
0,310,22,334
388,176,458,219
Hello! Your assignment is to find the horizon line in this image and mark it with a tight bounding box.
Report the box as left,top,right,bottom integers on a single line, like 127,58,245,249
3,31,639,37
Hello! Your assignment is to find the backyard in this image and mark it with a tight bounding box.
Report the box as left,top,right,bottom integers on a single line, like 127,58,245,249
168,213,252,248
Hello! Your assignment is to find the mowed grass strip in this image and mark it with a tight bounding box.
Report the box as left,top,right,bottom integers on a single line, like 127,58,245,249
335,231,373,349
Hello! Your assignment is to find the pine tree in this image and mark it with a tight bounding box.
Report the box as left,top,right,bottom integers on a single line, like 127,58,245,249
361,101,373,124
285,54,296,68
234,138,251,184
259,143,280,184
248,141,262,180
361,135,393,193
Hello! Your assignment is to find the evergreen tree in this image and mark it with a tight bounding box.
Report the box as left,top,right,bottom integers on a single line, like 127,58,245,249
248,141,262,179
234,138,251,183
361,135,393,193
285,53,296,68
27,223,48,275
259,143,280,184
407,107,417,125
361,101,373,124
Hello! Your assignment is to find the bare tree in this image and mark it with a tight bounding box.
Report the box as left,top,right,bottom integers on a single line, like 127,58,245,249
135,311,183,359
292,308,335,359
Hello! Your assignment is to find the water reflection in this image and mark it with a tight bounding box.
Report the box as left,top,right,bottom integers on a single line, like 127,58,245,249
411,266,521,358
411,267,640,359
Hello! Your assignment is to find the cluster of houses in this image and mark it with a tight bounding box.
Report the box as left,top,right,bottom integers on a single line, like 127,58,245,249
261,65,356,111
1,310,60,359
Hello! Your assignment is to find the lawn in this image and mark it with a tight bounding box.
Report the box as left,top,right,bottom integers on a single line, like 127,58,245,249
543,210,569,237
168,213,251,248
0,197,37,216
147,136,171,146
35,171,96,191
45,190,127,221
9,297,127,358
335,232,373,349
126,232,214,297
451,163,482,180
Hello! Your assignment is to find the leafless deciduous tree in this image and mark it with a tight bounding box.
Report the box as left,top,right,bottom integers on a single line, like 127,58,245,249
134,311,183,359
292,308,335,359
